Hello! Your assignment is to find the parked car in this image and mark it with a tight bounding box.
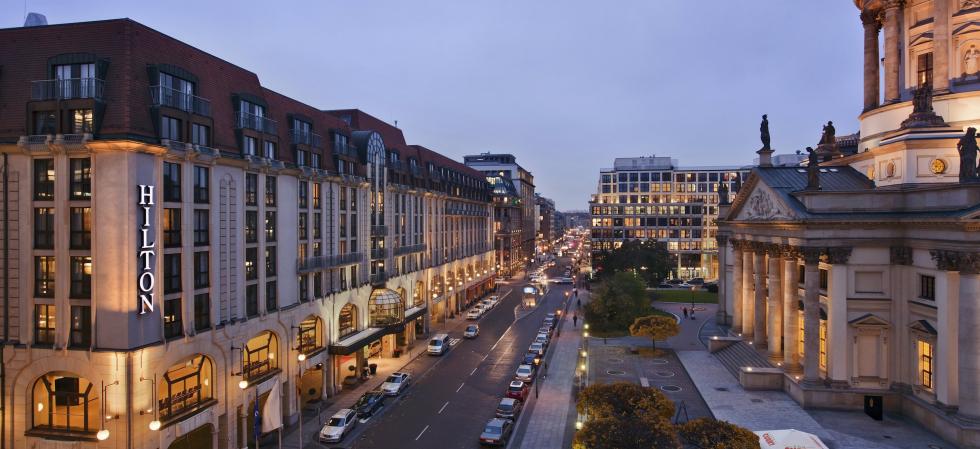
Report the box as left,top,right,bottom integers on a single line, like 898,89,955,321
506,380,529,401
319,409,357,443
495,397,523,419
528,343,545,356
543,318,556,330
688,277,705,286
538,326,553,337
521,352,539,366
480,299,494,310
466,308,483,320
515,364,535,383
479,418,514,446
488,295,500,306
464,324,480,339
534,333,549,347
657,282,673,289
428,334,452,355
353,390,386,418
557,277,574,284
545,313,556,320
380,372,411,396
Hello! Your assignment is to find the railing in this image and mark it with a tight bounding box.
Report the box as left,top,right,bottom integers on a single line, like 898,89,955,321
409,165,422,177
388,160,405,171
150,85,211,116
370,225,387,237
371,247,389,260
59,134,90,147
291,129,323,148
370,271,388,285
236,111,278,134
296,252,363,273
31,78,105,101
193,144,218,156
332,142,358,158
393,243,426,256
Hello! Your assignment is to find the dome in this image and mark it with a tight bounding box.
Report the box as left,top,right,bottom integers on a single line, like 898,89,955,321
369,288,401,305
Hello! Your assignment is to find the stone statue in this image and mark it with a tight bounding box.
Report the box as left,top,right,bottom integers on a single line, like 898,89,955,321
805,147,820,190
820,121,836,145
958,127,979,182
965,45,980,76
718,181,730,205
912,84,933,114
760,114,771,150
733,173,742,193
901,83,946,128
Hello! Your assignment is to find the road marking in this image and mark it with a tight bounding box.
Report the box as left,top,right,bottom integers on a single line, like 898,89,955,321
415,425,429,441
438,401,449,414
449,337,462,346
456,382,465,393
482,353,490,361
470,367,478,376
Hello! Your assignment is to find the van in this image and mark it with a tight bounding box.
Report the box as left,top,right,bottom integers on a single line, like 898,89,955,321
428,334,451,355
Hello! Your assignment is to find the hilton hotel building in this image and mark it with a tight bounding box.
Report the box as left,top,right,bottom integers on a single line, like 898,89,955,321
0,18,494,449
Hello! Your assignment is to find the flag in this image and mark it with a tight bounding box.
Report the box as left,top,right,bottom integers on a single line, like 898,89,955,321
261,381,283,433
253,394,261,442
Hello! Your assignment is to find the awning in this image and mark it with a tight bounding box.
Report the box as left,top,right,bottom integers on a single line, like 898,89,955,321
328,327,386,355
404,306,427,322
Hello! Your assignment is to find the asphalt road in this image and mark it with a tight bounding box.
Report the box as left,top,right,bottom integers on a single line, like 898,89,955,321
340,260,572,449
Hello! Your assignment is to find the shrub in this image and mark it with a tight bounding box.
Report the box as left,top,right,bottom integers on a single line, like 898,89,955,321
577,382,674,422
677,418,760,449
574,415,680,449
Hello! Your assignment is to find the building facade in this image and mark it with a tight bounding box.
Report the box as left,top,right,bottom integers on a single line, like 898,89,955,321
0,19,494,449
589,156,749,280
716,2,980,446
534,194,556,253
464,153,536,274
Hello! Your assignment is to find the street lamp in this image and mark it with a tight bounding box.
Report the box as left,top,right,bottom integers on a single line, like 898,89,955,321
98,380,119,441
140,375,161,431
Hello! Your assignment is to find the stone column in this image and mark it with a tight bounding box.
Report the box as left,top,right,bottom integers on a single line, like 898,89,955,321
717,235,729,325
741,248,755,338
862,8,882,110
936,269,960,409
883,0,902,103
801,248,822,385
827,247,852,388
783,253,801,372
732,240,744,333
933,0,950,92
753,248,768,348
959,267,980,418
767,247,783,363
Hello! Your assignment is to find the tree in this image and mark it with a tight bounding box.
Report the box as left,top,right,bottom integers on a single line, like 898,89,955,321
573,415,680,449
577,382,674,422
677,418,761,449
629,315,680,350
583,272,649,332
594,239,670,285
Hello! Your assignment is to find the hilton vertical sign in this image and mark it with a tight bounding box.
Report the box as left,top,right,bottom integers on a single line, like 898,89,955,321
138,185,156,314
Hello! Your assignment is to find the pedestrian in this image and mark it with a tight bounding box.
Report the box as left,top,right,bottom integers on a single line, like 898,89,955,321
682,307,688,319
690,310,696,320
573,314,578,327
577,298,582,308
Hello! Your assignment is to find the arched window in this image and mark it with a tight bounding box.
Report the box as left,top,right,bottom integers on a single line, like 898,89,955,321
369,288,404,327
432,275,444,298
159,355,215,421
338,303,358,339
31,372,98,435
243,331,279,381
297,315,324,355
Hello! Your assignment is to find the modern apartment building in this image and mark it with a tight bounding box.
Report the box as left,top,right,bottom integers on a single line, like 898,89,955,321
589,156,750,280
0,18,493,449
464,153,536,274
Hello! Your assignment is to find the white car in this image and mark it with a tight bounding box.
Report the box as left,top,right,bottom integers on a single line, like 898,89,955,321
319,409,357,443
466,308,482,320
380,372,411,396
534,333,549,347
480,299,494,310
464,324,480,338
514,364,535,383
488,295,500,306
528,342,545,355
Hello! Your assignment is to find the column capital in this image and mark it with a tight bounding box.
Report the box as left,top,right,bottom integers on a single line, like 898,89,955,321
801,247,822,265
890,246,913,265
860,8,882,28
825,247,853,265
764,243,783,257
716,234,730,246
882,0,904,10
931,250,980,274
780,244,801,259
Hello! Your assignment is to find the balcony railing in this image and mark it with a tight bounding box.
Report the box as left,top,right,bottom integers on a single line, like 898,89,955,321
371,247,389,260
410,165,422,177
31,78,104,101
290,129,323,148
370,271,388,286
388,160,405,171
296,252,363,273
370,225,387,237
332,142,359,158
236,111,278,134
150,85,211,116
393,243,426,256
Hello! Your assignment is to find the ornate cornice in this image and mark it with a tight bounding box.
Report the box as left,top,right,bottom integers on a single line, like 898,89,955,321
931,250,980,274
890,246,913,266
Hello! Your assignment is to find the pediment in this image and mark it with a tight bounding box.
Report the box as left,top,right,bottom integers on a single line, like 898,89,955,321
849,313,890,327
909,319,937,335
728,180,798,222
953,21,980,36
909,32,933,47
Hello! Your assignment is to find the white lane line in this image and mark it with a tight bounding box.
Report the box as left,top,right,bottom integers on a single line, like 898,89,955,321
470,367,478,376
456,382,465,393
438,401,449,414
482,353,490,361
415,424,430,441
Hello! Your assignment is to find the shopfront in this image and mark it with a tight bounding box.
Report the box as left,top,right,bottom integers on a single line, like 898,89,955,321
159,354,217,425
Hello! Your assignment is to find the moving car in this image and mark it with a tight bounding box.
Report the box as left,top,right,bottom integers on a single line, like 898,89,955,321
319,409,358,443
353,390,386,418
479,418,514,446
466,308,483,320
464,324,480,339
380,372,411,396
515,364,535,383
506,381,529,401
428,334,452,355
495,397,523,419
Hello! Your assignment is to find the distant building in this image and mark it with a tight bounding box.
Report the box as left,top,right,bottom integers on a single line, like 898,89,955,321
464,153,536,268
535,194,556,250
589,156,750,280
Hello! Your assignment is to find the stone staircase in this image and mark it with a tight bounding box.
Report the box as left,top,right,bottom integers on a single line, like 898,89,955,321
712,341,774,378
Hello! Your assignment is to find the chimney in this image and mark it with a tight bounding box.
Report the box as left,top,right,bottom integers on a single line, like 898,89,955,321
24,13,48,27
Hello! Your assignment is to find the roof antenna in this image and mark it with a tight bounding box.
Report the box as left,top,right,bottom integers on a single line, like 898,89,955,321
394,120,398,128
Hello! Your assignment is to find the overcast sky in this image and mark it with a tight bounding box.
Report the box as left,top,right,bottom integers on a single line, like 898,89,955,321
8,1,863,210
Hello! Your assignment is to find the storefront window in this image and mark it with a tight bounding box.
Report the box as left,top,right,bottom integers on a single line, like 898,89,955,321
244,331,279,381
31,372,98,435
369,288,404,327
159,355,214,421
339,304,358,339
297,316,323,355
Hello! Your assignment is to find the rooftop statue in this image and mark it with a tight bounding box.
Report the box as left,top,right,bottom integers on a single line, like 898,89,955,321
805,147,820,191
819,121,835,146
958,127,979,182
760,114,771,151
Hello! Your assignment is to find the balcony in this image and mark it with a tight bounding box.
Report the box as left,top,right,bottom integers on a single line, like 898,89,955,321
31,78,104,101
150,85,211,116
332,142,359,158
290,129,323,148
388,160,405,172
236,111,278,134
370,225,387,237
296,252,363,273
393,243,426,256
371,247,389,260
370,271,388,286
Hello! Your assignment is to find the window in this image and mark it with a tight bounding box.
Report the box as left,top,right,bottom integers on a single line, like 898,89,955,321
264,141,277,160
160,209,184,250
164,253,181,294
312,183,321,209
246,284,258,318
265,281,278,312
34,159,55,201
350,187,357,210
819,319,828,370
798,313,805,358
69,256,91,299
158,355,214,421
920,275,936,300
314,273,323,297
35,256,55,298
69,207,91,249
245,211,258,243
265,176,277,207
191,123,210,146
312,153,321,169
34,208,55,249
245,248,258,280
34,304,56,346
338,304,357,338
70,109,93,134
298,213,308,240
298,181,308,208
296,149,308,166
193,209,209,246
193,166,209,203
164,298,183,339
265,211,276,242
194,251,209,289
69,306,91,347
917,52,933,87
918,339,934,390
159,72,195,111
313,212,322,239
243,136,258,156
340,187,347,210
163,162,181,202
194,293,210,331
33,111,56,135
819,269,828,290
161,116,182,141
245,173,258,206
265,247,277,277
299,275,309,302
69,158,91,200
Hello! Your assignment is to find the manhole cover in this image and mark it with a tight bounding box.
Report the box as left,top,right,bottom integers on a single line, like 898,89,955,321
655,371,674,377
750,398,764,403
660,385,682,392
651,359,668,365
607,358,624,364
606,370,626,375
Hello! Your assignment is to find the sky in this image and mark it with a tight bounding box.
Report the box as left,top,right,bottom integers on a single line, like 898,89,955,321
6,1,864,210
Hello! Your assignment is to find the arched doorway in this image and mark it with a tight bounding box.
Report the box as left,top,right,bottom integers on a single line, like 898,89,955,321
30,372,99,438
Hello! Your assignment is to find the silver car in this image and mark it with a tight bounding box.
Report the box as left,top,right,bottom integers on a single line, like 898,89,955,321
319,409,357,443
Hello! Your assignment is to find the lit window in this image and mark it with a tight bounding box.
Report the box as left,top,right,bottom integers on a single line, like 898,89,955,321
918,339,934,390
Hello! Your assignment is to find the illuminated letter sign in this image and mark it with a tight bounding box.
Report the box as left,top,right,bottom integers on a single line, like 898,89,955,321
138,185,156,314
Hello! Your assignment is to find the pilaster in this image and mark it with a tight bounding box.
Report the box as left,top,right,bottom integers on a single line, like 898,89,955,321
826,247,851,388
766,246,783,363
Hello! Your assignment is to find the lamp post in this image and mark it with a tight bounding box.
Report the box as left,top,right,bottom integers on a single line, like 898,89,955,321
139,375,161,431
296,352,307,449
97,380,119,441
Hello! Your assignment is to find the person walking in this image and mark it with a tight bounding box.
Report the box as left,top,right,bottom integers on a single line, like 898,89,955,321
682,307,689,319
572,314,578,328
